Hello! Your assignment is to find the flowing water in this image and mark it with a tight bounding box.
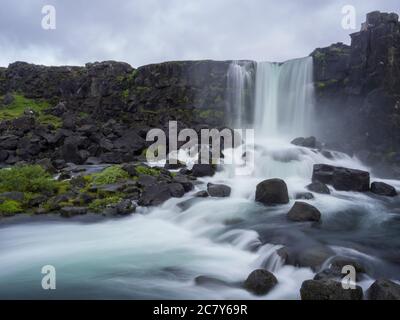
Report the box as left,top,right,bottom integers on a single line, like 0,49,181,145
1,57,400,299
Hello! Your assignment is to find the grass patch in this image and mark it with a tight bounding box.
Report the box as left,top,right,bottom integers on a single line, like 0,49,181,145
37,114,62,128
0,93,49,121
0,165,58,194
88,196,122,213
135,165,160,176
91,166,129,185
0,200,23,216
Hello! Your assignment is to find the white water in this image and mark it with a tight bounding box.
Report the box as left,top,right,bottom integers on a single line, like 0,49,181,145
0,57,400,299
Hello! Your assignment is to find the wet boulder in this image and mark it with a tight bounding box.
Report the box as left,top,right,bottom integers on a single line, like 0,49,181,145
367,279,400,300
287,201,321,222
138,182,185,206
295,192,314,200
306,181,330,194
300,279,363,300
195,190,209,198
191,164,216,177
370,182,397,197
60,206,88,217
255,178,289,205
291,136,319,148
312,164,370,192
244,269,278,295
207,183,231,197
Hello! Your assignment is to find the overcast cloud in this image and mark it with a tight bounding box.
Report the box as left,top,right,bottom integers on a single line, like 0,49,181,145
0,0,399,67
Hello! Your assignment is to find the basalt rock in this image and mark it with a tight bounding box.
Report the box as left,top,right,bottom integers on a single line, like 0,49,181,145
312,164,370,192
370,181,398,197
300,279,363,300
306,181,331,194
367,279,400,300
255,179,289,205
207,183,231,197
244,269,278,295
287,201,322,222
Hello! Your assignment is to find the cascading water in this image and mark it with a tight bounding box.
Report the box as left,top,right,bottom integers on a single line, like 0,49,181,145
254,57,315,138
0,58,400,299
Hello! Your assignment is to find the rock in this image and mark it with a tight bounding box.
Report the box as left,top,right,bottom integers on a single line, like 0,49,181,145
36,158,56,174
277,246,335,271
287,201,321,222
195,190,209,198
306,181,331,194
173,174,194,192
85,157,102,165
2,93,15,105
168,183,186,198
295,192,314,200
121,163,138,176
312,164,370,192
0,191,25,202
291,136,319,148
138,182,185,206
329,256,366,274
370,182,397,197
300,279,363,300
164,160,185,170
255,179,289,205
244,269,278,295
191,164,215,177
177,198,202,211
137,174,158,188
60,206,88,217
0,150,9,162
367,279,400,300
207,183,231,197
115,199,136,215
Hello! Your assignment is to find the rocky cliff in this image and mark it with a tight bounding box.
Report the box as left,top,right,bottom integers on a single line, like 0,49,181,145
311,11,400,176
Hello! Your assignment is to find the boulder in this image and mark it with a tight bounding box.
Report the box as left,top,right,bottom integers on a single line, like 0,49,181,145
255,179,289,205
195,190,209,198
207,183,231,197
244,269,278,295
367,279,400,300
291,136,319,148
138,182,185,206
287,201,321,222
300,279,363,300
173,174,194,192
2,93,15,105
306,181,331,194
370,182,397,197
115,199,136,215
191,164,215,177
312,164,370,192
277,246,334,271
295,192,314,200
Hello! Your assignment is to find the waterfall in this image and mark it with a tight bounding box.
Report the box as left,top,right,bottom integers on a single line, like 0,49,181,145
254,57,315,138
226,61,254,128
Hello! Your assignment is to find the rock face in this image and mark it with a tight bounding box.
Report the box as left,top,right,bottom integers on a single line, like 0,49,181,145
367,279,400,300
311,12,400,176
255,179,289,205
370,182,398,197
287,201,321,222
312,164,370,192
244,269,278,295
300,279,363,300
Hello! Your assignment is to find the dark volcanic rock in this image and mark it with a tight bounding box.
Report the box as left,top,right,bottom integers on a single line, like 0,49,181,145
138,182,185,206
367,279,400,300
255,178,289,205
295,192,314,200
60,206,88,217
370,182,398,197
306,181,331,194
207,183,231,197
291,136,319,148
195,190,209,198
312,164,370,192
244,269,278,295
300,279,363,300
191,164,216,177
287,201,321,222
277,246,335,271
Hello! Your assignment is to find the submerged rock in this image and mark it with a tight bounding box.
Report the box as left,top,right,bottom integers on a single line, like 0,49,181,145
312,164,370,192
306,181,330,194
291,136,319,148
255,178,289,205
295,192,315,200
244,269,278,295
194,190,209,198
287,201,321,222
370,182,397,197
300,279,363,300
207,183,231,197
367,279,400,300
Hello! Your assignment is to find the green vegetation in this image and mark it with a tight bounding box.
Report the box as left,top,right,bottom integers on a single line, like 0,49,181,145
313,50,326,61
91,165,129,185
88,196,122,213
0,200,23,216
0,165,58,194
37,114,62,128
135,165,160,176
0,93,49,121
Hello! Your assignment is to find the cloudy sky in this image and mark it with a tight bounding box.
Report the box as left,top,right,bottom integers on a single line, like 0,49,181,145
0,0,398,67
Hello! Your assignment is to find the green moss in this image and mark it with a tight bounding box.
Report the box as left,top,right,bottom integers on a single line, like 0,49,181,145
88,196,122,213
37,114,62,128
0,165,58,194
121,89,130,101
91,165,129,185
135,165,160,176
0,200,23,216
0,93,49,121
314,50,326,61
